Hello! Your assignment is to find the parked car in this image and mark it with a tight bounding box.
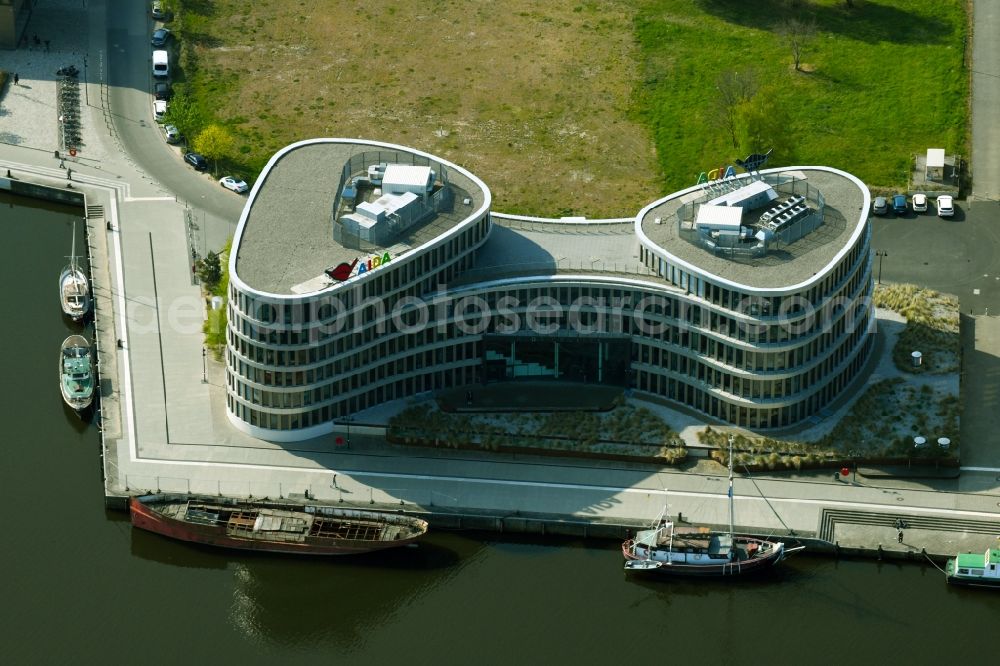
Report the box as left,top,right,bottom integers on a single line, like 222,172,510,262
936,195,954,218
153,99,167,122
184,152,208,170
892,194,907,215
152,49,169,78
151,28,171,47
219,176,249,193
912,193,928,213
154,81,172,101
151,1,171,20
872,196,887,215
163,124,181,144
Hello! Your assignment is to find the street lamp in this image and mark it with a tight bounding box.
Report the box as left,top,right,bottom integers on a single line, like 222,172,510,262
875,250,888,285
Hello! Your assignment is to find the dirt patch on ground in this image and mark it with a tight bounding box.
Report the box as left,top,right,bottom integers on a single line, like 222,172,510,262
188,0,661,217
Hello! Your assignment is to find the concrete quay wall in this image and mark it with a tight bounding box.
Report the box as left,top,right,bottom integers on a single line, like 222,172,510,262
103,482,1000,563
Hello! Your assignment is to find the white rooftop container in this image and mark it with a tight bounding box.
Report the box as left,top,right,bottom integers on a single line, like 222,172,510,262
356,201,387,222
374,191,419,214
696,204,743,233
382,165,435,195
707,179,777,208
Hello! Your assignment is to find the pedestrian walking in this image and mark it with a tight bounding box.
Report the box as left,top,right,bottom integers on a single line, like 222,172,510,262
332,474,338,488
13,73,19,86
897,529,903,543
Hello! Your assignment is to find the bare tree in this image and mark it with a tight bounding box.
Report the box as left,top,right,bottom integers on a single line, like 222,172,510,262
778,18,817,71
714,68,759,149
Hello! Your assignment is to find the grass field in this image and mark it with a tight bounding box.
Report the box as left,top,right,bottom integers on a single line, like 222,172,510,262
170,0,968,216
637,0,968,193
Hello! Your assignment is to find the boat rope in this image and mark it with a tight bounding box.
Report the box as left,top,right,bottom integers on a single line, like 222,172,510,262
740,464,794,536
924,552,946,574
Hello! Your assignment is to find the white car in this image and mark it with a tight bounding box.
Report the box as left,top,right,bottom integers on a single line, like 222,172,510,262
163,124,181,143
153,99,167,122
220,176,249,193
911,193,928,213
936,195,954,217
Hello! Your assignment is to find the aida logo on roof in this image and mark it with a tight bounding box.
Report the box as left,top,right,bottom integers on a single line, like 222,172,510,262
696,165,737,185
326,253,392,282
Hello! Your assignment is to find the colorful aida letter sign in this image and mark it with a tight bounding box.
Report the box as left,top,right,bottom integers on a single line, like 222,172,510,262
325,253,392,282
696,165,737,185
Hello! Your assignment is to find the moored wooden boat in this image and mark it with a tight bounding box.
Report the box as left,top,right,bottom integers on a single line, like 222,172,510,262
622,435,801,579
622,524,789,577
130,494,429,555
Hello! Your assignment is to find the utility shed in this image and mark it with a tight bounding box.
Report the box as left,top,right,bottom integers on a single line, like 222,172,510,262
925,148,945,181
382,165,435,195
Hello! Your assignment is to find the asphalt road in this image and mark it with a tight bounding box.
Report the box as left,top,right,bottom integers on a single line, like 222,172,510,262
870,200,1000,313
971,0,1000,201
104,0,243,250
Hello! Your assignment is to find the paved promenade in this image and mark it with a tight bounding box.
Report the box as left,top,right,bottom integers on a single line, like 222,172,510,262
2,0,1000,563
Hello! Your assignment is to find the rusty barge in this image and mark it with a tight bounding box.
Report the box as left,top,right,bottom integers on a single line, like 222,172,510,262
130,494,428,556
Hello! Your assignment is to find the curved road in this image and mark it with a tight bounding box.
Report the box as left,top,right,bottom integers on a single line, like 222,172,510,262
104,0,243,242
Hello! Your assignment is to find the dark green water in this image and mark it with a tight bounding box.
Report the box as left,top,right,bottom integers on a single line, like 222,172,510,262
0,192,993,665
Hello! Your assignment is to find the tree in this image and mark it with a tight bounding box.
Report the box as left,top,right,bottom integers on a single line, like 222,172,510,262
777,17,817,72
196,250,222,290
193,124,235,175
713,68,759,149
162,89,203,142
735,91,794,162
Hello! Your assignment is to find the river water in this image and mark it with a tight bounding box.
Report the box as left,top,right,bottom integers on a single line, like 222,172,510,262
1,192,992,665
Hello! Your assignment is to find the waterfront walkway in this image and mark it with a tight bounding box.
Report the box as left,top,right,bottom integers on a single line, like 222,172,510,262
2,0,1000,563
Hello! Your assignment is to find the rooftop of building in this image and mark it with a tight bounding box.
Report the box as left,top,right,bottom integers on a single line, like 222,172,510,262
639,167,868,291
233,139,489,296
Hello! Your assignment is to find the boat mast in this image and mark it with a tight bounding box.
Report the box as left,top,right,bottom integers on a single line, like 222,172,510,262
68,220,78,270
728,434,735,543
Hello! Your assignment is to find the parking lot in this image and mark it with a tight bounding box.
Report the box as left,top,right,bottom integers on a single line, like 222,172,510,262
871,199,1000,314
870,197,1000,471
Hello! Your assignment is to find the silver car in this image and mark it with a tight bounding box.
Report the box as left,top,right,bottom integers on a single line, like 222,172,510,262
163,124,181,144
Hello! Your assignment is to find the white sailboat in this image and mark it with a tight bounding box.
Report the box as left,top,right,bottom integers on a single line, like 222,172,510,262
622,435,803,578
59,221,90,322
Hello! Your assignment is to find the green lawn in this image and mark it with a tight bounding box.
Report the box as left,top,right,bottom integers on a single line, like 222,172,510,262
634,0,968,192
170,0,968,207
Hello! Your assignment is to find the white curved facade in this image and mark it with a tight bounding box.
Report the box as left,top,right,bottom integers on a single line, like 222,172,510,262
226,141,874,442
